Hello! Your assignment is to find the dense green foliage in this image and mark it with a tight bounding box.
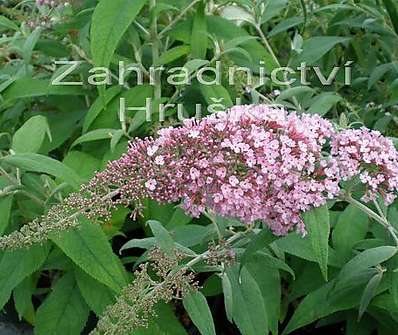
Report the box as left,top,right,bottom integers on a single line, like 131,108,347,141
0,0,398,334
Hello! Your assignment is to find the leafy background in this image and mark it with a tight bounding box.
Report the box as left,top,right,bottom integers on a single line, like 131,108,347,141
0,0,398,334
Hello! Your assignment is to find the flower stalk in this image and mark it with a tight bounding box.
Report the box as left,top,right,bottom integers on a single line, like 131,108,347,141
150,0,161,102
343,193,398,247
92,230,243,335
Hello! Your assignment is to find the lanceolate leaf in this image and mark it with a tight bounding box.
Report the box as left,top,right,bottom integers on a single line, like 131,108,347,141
83,86,122,132
226,266,268,335
191,2,207,59
2,78,84,101
183,291,216,335
358,271,383,321
0,177,13,235
0,244,49,310
246,257,281,335
154,45,191,66
2,153,83,189
283,279,362,334
221,273,234,323
148,220,175,257
383,0,398,35
292,36,350,65
75,268,116,316
334,246,397,292
302,205,330,280
239,228,277,270
51,218,128,293
35,272,89,335
332,204,369,262
12,115,51,153
71,128,117,148
13,276,36,323
90,0,147,68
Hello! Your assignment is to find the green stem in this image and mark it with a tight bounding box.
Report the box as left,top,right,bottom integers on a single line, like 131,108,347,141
255,23,302,111
205,210,223,240
158,0,201,38
150,0,161,101
181,231,243,270
344,194,398,247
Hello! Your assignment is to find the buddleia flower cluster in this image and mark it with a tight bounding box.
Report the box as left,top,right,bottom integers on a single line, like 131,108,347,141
1,104,398,249
91,248,198,335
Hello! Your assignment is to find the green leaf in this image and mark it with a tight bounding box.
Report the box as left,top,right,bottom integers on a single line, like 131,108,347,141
166,207,192,229
240,229,277,269
248,251,295,279
35,272,89,335
51,217,128,293
2,153,83,189
91,0,147,68
0,177,13,235
0,16,19,31
204,16,277,71
221,273,234,323
75,268,116,316
283,279,361,334
346,313,376,335
289,263,325,301
200,84,233,107
171,224,208,247
302,205,330,280
307,93,342,116
63,151,101,182
184,59,210,75
268,16,303,37
0,244,49,310
260,0,288,23
358,271,383,321
332,205,369,262
226,266,268,335
13,276,35,323
154,45,191,66
71,128,117,148
292,36,350,65
148,220,175,257
120,237,156,252
383,0,398,35
87,85,152,133
22,28,41,63
334,246,397,292
246,256,281,335
183,291,216,335
276,86,315,102
132,302,188,335
191,2,207,59
82,86,122,132
2,78,84,101
12,115,51,153
368,63,397,89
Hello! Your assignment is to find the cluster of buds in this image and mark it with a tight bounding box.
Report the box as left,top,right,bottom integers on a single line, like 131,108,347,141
91,248,197,335
26,16,53,29
206,240,236,267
